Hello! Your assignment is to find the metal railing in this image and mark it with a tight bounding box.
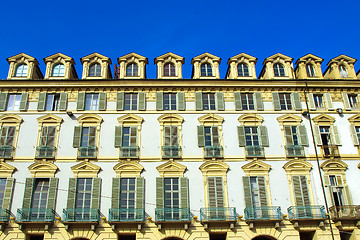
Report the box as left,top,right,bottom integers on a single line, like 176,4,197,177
63,208,100,222
244,206,282,220
36,146,56,158
322,145,339,158
0,146,14,158
17,208,55,222
109,208,145,222
285,145,305,157
120,146,139,158
77,146,97,158
155,208,191,222
162,146,181,158
245,145,264,157
0,208,11,222
200,207,237,221
204,146,223,158
329,205,360,219
287,205,326,220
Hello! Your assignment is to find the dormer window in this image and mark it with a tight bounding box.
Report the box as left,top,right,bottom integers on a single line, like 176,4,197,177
273,63,285,77
339,65,348,78
306,64,316,78
201,63,213,77
51,64,65,77
237,63,249,77
89,63,101,77
126,63,138,77
164,63,176,77
15,64,28,77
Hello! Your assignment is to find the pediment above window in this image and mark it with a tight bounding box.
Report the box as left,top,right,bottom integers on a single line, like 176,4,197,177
321,160,347,174
37,114,63,124
198,113,224,125
242,160,271,175
238,113,263,126
199,160,229,176
191,52,221,79
77,114,103,124
80,52,112,79
259,53,295,79
43,52,78,79
0,114,23,124
156,160,186,177
312,113,335,125
6,53,43,80
117,114,143,126
71,161,101,178
277,114,302,125
158,113,184,125
283,159,312,174
348,114,360,125
0,162,16,177
226,53,257,79
113,161,143,177
154,52,185,79
28,161,58,177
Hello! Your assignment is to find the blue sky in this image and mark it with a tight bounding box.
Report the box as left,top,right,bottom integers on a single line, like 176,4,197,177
1,0,359,79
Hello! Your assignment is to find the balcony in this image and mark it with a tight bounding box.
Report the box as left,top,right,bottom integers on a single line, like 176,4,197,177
244,206,282,221
285,145,304,157
109,208,145,222
287,206,326,220
162,146,181,158
0,146,14,158
155,208,191,222
322,145,339,158
200,207,237,221
120,146,139,158
63,208,100,222
77,146,97,158
17,208,55,222
245,145,264,158
329,205,360,220
0,208,11,222
36,146,56,159
204,146,223,158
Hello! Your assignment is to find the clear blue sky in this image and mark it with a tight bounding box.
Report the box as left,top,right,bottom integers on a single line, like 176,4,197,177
1,0,359,79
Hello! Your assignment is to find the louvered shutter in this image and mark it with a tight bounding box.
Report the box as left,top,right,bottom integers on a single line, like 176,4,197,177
111,178,120,209
257,176,268,207
114,126,123,148
208,177,224,208
58,93,68,111
176,92,185,111
22,178,35,209
73,126,81,148
37,93,47,111
129,126,138,147
179,177,189,209
254,93,264,111
195,92,203,111
2,178,14,210
0,93,8,111
19,93,28,111
216,92,225,111
284,126,293,145
313,126,322,146
77,92,86,110
47,178,59,210
156,178,164,208
298,125,309,146
259,126,269,147
342,93,351,110
156,92,163,111
242,176,252,208
67,178,77,209
237,126,246,147
98,92,107,111
91,178,101,209
291,92,302,110
197,126,205,147
300,176,311,206
234,92,242,110
344,185,352,205
292,175,303,206
307,93,316,110
88,127,96,147
330,126,341,145
349,125,359,145
138,92,146,111
272,92,281,110
135,177,145,210
324,93,334,110
116,92,124,111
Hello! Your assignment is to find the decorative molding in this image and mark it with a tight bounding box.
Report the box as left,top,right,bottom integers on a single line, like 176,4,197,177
199,161,229,176
77,114,103,125
113,161,143,177
156,160,187,177
312,113,335,125
37,114,63,124
154,52,185,79
348,114,360,125
71,161,101,178
0,114,23,124
277,114,302,125
242,160,271,175
238,113,263,126
158,114,184,125
226,53,257,79
28,161,58,178
283,159,312,174
0,162,16,177
198,113,224,125
80,52,112,80
320,160,348,173
191,52,221,79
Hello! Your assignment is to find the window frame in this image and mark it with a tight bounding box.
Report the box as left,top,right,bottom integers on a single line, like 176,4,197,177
89,63,102,77
241,93,255,110
202,93,216,110
201,63,213,77
51,64,65,77
163,63,176,77
84,93,99,111
339,65,348,78
237,63,250,77
306,64,316,78
126,63,139,77
273,63,286,77
15,64,28,77
279,93,292,110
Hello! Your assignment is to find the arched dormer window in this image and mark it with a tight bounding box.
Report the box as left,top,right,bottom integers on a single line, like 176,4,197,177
15,64,28,77
273,63,285,77
51,64,65,77
237,63,249,77
339,65,348,78
306,64,316,78
201,63,213,77
89,63,101,77
126,63,139,77
163,63,176,77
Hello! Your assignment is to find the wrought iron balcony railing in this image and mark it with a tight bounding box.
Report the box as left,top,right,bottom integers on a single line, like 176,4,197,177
244,206,282,220
285,145,305,157
63,208,100,222
36,146,56,159
0,146,14,158
155,208,191,222
77,146,97,158
329,205,360,219
200,207,237,221
322,145,339,158
17,208,55,222
0,208,11,222
108,208,145,222
120,146,139,158
204,146,223,158
245,145,264,157
287,206,326,220
162,146,181,158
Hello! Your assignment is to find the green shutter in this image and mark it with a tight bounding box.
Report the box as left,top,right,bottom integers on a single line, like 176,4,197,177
111,178,120,209
77,92,85,110
135,177,145,210
67,178,77,209
323,175,330,186
88,127,97,147
156,177,164,208
19,93,28,111
345,185,352,205
22,178,35,209
314,126,322,146
176,92,185,111
0,93,8,111
331,126,341,145
342,93,351,110
73,126,81,148
138,92,146,111
242,176,252,208
324,93,334,110
291,92,302,111
298,125,309,146
130,126,138,147
234,92,242,110
156,92,163,111
91,178,102,209
58,93,68,111
47,178,59,210
195,92,203,111
257,176,268,207
300,176,311,206
254,92,264,111
197,126,205,147
272,92,281,110
284,126,292,145
216,92,225,111
116,92,124,111
98,92,107,111
2,178,14,210
307,93,316,110
114,126,123,148
37,93,47,111
292,176,304,206
237,126,246,147
350,125,359,145
208,177,224,208
259,126,269,147
179,177,188,209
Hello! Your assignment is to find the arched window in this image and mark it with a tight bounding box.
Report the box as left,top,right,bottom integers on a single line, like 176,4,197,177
163,63,176,77
15,64,28,77
273,63,285,77
237,63,249,77
126,63,139,76
339,65,348,78
89,63,101,77
51,64,65,77
201,63,213,76
306,64,316,77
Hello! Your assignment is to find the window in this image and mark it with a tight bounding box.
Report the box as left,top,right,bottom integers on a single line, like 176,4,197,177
204,126,219,147
243,176,268,218
0,179,7,208
89,63,101,77
237,63,249,77
279,93,292,110
207,176,224,208
348,94,358,110
77,92,106,111
198,126,222,158
328,175,345,207
201,63,213,76
241,93,255,110
284,126,308,157
76,178,92,211
51,64,65,77
202,93,216,110
238,126,268,157
85,93,99,110
308,93,333,111
156,92,185,111
120,178,135,209
163,126,180,157
163,63,176,77
73,126,97,158
126,63,138,77
306,64,316,78
37,93,67,111
292,175,311,207
349,125,360,146
6,94,21,111
117,92,146,111
195,92,224,111
0,126,16,158
124,93,138,110
234,92,263,111
0,92,28,112
115,126,139,158
45,94,60,111
31,179,49,219
339,65,348,78
36,126,56,158
313,94,324,109
0,178,14,212
163,93,177,110
315,125,340,156
273,63,285,77
80,127,96,147
15,64,28,77
273,92,302,111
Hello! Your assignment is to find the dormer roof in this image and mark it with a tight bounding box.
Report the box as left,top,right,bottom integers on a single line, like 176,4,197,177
227,53,257,65
7,53,39,65
295,53,323,65
323,54,357,79
118,52,148,64
44,52,75,65
326,54,356,66
43,52,78,79
80,52,112,65
191,52,221,64
259,53,294,79
154,52,184,64
262,53,293,65
6,53,43,80
226,53,257,79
